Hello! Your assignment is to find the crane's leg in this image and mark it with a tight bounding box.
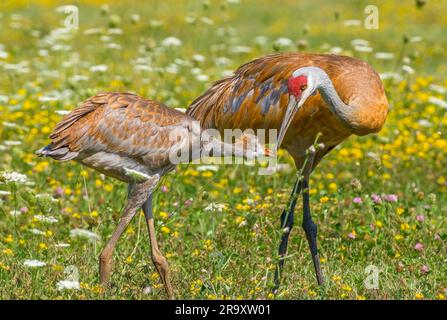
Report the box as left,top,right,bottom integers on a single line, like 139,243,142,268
142,193,174,299
273,178,302,292
302,155,324,285
99,177,159,285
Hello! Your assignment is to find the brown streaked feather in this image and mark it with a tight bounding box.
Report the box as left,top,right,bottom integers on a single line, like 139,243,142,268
47,92,193,172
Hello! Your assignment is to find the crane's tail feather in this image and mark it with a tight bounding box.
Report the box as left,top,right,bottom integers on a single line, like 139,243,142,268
35,144,79,161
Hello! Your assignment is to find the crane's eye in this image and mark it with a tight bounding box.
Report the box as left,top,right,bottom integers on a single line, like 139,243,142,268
301,84,308,91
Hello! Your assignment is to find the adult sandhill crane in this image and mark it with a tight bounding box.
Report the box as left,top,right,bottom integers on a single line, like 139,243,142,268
36,92,271,299
187,52,389,290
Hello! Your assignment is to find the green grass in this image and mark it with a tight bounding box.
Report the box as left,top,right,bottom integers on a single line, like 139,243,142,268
0,0,446,300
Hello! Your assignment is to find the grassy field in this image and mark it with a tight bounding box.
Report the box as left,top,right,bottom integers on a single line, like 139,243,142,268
0,0,446,300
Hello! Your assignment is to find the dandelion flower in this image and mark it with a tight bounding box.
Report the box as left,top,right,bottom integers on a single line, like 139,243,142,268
415,292,424,300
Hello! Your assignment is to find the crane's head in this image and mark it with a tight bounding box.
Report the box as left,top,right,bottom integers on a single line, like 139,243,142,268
277,66,323,148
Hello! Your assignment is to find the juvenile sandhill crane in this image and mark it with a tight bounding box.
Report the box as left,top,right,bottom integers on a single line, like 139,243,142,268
187,52,389,290
36,92,271,299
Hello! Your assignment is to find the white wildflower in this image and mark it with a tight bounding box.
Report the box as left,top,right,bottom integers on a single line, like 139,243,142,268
354,45,373,53
380,72,403,81
230,46,251,54
55,110,70,115
108,28,123,35
35,193,58,203
1,171,27,184
90,64,108,73
56,280,80,291
196,165,219,172
190,67,202,75
0,95,9,103
215,56,231,67
196,74,209,82
3,141,21,146
428,84,446,94
106,43,122,50
428,97,447,109
254,36,268,46
418,119,432,127
100,35,112,42
192,54,206,62
165,63,179,74
23,259,46,267
351,39,369,47
39,95,59,102
366,152,380,162
204,202,226,212
29,228,46,235
200,17,214,25
131,14,140,23
38,49,49,57
402,65,415,74
142,286,152,294
10,210,22,217
238,220,247,228
329,47,343,54
260,163,293,175
149,20,164,28
70,228,101,242
83,28,103,35
375,52,395,60
55,243,71,248
274,37,293,47
161,37,182,47
34,215,58,224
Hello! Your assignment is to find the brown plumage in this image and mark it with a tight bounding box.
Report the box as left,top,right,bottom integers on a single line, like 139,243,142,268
187,52,389,289
37,92,269,299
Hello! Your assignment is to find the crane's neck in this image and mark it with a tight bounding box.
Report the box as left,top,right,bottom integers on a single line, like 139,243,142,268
316,72,358,132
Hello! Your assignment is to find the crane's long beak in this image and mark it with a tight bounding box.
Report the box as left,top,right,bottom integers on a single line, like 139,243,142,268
276,93,306,149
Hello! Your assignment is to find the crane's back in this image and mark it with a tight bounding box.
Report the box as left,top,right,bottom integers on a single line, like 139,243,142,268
187,52,388,142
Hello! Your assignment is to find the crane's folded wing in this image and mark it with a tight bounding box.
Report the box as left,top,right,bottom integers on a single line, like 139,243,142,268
48,92,190,161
